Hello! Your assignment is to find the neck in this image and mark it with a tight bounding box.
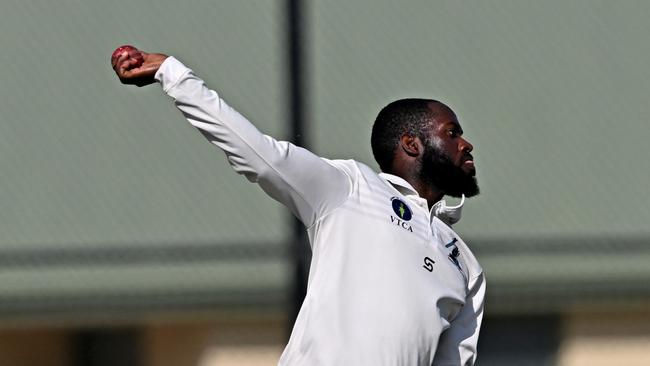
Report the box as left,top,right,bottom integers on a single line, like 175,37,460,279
410,179,444,209
391,167,444,209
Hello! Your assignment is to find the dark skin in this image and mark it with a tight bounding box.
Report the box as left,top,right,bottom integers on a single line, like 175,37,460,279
111,47,168,87
112,48,476,208
390,102,475,208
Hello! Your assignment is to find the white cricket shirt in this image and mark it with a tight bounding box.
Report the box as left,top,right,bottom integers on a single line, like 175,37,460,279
155,57,485,366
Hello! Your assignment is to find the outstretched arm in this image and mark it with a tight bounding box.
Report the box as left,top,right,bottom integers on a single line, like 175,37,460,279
111,47,352,227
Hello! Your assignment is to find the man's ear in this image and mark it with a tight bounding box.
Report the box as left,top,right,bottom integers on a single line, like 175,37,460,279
399,134,423,157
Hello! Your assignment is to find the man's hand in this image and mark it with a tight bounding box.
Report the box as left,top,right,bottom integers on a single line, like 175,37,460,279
111,46,168,87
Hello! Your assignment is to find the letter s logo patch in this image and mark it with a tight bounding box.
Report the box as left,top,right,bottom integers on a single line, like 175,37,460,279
423,257,435,272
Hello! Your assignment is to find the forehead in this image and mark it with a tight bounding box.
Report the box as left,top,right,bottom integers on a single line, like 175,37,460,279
426,102,460,129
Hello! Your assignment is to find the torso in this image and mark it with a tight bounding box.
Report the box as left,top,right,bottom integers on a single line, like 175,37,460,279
279,160,480,366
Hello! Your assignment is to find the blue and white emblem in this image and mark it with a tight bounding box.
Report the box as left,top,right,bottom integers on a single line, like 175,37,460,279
390,197,412,221
389,197,414,232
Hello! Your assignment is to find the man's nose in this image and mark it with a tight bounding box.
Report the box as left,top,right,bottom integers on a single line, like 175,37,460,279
460,137,473,153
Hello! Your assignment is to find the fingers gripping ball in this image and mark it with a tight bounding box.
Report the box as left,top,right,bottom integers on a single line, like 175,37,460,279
111,45,144,68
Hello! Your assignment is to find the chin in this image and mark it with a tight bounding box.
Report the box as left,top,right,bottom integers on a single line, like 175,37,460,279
463,181,480,198
450,178,480,198
461,166,476,177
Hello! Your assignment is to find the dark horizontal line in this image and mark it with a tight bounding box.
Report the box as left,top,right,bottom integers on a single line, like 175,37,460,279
0,242,288,269
0,288,287,318
466,236,650,255
489,279,650,294
486,281,650,314
0,236,648,269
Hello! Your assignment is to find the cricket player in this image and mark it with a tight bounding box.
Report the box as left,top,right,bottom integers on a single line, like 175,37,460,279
112,47,485,366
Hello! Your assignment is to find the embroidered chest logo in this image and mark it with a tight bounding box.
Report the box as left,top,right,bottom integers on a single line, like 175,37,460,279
390,197,413,232
445,238,463,272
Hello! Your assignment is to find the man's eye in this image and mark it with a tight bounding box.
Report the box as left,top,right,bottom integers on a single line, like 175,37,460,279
447,129,463,138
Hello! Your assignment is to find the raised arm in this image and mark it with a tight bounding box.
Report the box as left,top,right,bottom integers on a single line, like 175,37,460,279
112,47,352,227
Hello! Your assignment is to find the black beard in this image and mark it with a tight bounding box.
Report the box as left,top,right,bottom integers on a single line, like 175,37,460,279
419,143,480,198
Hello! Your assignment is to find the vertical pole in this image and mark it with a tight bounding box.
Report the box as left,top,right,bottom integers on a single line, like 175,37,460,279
72,328,140,366
285,0,311,337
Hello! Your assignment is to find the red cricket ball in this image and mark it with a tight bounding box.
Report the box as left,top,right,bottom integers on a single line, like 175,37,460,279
111,45,144,67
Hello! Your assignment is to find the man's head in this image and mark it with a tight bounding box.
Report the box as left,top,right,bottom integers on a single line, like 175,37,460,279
370,98,479,198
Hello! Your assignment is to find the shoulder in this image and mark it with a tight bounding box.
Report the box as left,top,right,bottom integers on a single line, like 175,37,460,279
320,158,378,181
318,159,397,201
320,158,358,172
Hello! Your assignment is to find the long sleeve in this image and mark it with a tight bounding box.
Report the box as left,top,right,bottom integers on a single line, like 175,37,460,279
154,57,352,227
432,272,486,366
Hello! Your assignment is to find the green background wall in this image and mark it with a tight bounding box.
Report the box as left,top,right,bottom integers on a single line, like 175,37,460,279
0,1,288,248
311,0,650,239
1,0,648,317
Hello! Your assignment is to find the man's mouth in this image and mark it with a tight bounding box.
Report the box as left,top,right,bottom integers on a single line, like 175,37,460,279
461,156,476,174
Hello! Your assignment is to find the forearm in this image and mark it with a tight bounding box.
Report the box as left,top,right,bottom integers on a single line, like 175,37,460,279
155,57,282,181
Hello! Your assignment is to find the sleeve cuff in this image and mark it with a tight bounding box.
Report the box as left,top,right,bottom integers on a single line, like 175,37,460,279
154,56,192,93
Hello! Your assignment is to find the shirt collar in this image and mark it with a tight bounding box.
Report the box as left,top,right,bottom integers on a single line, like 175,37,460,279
378,173,419,196
378,172,465,226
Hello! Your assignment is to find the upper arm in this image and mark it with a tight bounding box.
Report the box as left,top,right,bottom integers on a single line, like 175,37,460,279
245,138,354,226
156,57,352,227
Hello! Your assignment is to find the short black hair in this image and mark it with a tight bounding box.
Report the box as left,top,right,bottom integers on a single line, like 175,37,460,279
371,98,440,172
